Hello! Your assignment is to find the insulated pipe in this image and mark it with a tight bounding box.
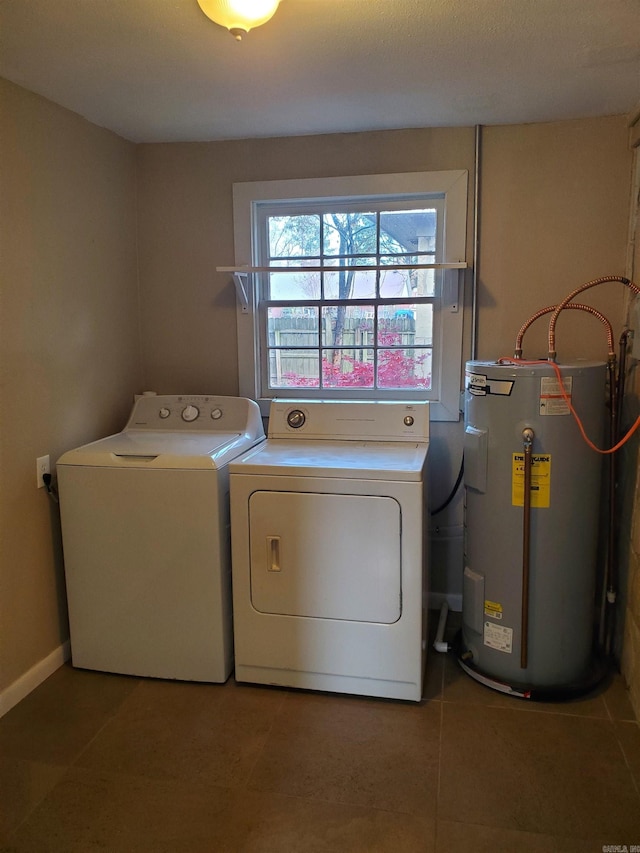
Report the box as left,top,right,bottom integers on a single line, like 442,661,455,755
617,330,631,429
521,427,535,670
547,276,640,360
604,357,618,655
602,329,632,653
514,303,615,360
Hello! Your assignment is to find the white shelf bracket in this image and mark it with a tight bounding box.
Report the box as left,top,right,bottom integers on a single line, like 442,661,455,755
443,268,461,313
232,272,249,313
218,263,468,315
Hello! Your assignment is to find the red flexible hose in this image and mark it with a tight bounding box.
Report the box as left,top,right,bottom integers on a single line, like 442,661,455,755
498,358,640,455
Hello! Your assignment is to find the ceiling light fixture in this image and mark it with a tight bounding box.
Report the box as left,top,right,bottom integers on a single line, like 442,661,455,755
196,0,282,41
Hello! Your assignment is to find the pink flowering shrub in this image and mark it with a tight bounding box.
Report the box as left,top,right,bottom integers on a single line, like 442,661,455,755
280,332,431,390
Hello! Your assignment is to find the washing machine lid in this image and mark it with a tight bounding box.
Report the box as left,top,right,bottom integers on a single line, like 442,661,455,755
57,430,262,470
229,438,429,480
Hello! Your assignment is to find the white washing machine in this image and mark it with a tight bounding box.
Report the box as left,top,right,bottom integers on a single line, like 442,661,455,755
57,394,264,682
229,399,430,702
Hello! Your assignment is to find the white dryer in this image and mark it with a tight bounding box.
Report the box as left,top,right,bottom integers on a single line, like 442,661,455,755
229,400,430,702
57,394,264,682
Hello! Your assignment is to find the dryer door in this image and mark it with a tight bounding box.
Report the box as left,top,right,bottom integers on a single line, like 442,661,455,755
248,490,401,623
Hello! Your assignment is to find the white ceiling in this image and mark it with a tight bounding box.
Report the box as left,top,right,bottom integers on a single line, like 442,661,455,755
1,0,639,143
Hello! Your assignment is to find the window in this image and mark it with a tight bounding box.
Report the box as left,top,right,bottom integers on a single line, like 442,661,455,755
231,171,468,421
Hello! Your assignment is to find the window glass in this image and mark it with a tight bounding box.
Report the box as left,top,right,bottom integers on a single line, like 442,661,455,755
263,207,437,393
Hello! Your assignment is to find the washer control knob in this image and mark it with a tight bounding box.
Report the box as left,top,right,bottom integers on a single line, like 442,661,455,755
404,415,415,426
181,404,200,422
287,409,306,429
159,407,171,419
211,408,223,420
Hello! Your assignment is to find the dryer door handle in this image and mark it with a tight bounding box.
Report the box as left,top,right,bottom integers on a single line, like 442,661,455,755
267,536,281,572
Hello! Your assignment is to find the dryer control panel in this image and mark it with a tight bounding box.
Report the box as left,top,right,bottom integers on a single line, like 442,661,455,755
268,400,430,441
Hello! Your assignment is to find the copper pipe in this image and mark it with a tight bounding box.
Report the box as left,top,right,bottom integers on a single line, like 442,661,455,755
514,303,615,359
521,428,534,670
547,276,640,360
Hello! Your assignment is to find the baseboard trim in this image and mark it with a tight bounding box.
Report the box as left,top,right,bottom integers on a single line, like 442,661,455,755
0,640,71,718
428,592,462,612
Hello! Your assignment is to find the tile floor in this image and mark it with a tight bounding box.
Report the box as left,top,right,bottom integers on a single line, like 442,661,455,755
1,619,640,852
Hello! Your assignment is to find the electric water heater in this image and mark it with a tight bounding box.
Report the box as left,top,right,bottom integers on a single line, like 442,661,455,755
461,359,606,693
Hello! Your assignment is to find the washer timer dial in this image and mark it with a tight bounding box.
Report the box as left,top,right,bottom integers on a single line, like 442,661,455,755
181,404,200,422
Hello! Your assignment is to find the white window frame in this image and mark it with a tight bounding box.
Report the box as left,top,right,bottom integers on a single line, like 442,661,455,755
231,170,468,421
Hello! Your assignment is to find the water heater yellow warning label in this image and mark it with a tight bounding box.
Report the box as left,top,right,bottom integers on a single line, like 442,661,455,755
512,453,551,508
484,600,503,620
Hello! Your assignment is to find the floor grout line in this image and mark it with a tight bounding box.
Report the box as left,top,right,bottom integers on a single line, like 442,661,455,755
66,676,146,771
611,718,640,801
433,654,445,850
4,658,639,849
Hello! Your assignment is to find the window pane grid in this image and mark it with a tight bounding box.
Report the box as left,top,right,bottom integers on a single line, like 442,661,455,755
268,269,437,300
262,203,440,393
265,298,435,307
267,255,436,266
266,299,433,390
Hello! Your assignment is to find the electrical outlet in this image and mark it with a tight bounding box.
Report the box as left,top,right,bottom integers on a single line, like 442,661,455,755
36,455,50,489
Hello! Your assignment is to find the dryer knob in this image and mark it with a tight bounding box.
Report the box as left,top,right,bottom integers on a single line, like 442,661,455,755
211,408,223,420
404,415,415,426
287,409,306,429
159,407,171,419
181,404,200,422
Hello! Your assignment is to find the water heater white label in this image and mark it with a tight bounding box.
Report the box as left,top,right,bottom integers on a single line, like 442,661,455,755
484,622,513,653
539,375,573,415
466,372,487,395
465,372,514,397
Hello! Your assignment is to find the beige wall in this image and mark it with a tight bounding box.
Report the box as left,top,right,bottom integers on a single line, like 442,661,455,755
478,117,630,361
621,127,640,716
0,79,141,700
622,408,640,719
